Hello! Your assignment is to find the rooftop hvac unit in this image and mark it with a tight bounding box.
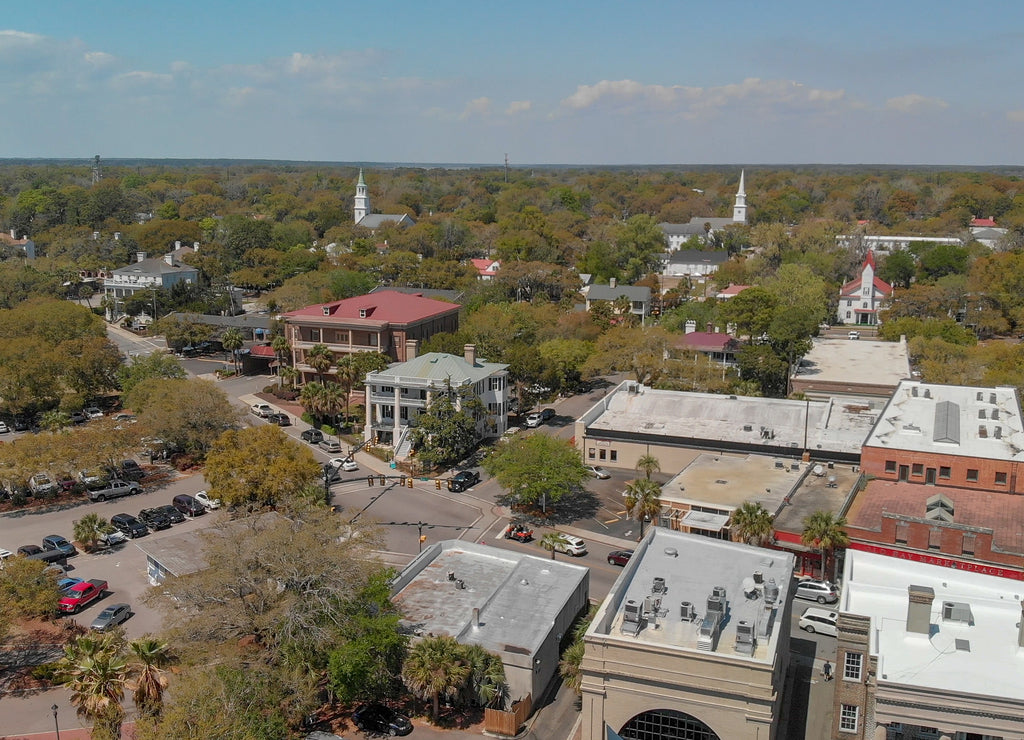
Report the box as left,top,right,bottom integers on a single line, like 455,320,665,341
652,577,666,594
753,571,764,584
942,601,973,624
707,594,725,616
764,579,780,605
713,585,727,600
697,613,720,651
680,601,696,621
736,619,756,653
743,424,753,432
624,600,642,623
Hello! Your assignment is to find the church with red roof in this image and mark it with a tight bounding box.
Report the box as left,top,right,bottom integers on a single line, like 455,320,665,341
838,250,891,326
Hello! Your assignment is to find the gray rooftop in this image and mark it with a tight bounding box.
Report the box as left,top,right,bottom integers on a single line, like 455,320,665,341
582,381,872,458
659,219,735,237
662,453,810,515
357,213,414,229
584,284,651,302
664,248,731,265
864,380,1024,460
392,541,588,658
369,352,508,387
111,257,199,276
794,338,910,391
589,528,794,663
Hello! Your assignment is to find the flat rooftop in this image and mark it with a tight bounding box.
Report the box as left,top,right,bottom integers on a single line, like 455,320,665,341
392,541,588,658
794,337,910,391
662,453,799,514
582,383,872,458
842,550,1024,699
864,381,1024,461
845,479,1024,554
589,529,795,664
773,463,862,535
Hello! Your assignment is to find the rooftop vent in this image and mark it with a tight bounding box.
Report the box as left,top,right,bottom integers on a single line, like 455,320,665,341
942,601,973,624
764,579,780,605
713,585,727,600
955,639,971,652
652,577,666,594
680,601,696,621
743,424,753,432
753,571,764,584
663,547,678,558
697,613,721,651
624,600,642,623
924,388,932,399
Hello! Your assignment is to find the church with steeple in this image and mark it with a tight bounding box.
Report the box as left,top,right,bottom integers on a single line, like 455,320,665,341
352,169,416,230
659,170,748,250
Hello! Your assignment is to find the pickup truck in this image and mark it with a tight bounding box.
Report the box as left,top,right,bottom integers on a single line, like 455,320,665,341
58,579,108,614
87,480,142,502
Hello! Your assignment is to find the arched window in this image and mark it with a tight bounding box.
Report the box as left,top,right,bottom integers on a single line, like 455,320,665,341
619,708,721,740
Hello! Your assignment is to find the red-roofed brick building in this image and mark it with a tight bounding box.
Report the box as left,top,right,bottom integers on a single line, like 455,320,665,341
282,291,461,382
837,250,891,326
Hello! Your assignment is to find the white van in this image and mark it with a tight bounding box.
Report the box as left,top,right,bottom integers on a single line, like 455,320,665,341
799,607,838,637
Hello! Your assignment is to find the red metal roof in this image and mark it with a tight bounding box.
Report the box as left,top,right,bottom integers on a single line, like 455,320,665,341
283,290,460,324
470,258,500,276
250,345,276,357
971,217,997,227
676,332,739,351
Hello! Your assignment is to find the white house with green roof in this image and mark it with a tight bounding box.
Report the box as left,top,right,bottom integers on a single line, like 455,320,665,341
363,343,509,459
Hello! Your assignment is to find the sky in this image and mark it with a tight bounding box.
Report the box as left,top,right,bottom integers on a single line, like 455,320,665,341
3,1,1024,166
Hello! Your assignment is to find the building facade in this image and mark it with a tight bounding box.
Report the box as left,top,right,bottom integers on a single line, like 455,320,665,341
838,251,891,326
282,290,461,383
364,344,508,456
581,281,651,320
581,528,795,740
103,250,200,321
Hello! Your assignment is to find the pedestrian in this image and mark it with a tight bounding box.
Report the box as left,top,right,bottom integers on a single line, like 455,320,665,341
822,660,833,681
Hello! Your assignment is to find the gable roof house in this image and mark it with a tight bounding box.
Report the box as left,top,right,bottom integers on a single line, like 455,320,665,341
470,258,500,280
103,250,200,323
661,249,731,278
581,280,651,320
0,228,36,259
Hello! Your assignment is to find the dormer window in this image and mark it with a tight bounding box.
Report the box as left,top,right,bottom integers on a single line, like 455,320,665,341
322,306,330,316
359,309,368,318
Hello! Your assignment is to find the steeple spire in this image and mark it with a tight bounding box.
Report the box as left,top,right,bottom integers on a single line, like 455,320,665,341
354,169,370,224
732,169,748,224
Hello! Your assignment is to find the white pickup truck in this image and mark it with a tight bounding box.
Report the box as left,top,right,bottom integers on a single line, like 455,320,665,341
87,480,142,502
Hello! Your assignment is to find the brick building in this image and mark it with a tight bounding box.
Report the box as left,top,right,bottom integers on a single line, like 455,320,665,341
845,380,1024,579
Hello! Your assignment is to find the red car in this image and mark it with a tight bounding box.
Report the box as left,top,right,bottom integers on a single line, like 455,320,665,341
607,549,634,566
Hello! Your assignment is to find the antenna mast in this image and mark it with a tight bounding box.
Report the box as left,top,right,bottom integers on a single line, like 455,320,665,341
92,155,102,184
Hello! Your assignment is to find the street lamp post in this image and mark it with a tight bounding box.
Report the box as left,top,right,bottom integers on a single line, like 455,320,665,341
52,703,60,740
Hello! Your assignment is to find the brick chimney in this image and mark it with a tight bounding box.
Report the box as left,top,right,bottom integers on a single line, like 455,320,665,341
464,344,477,367
405,339,418,361
906,585,934,635
706,322,713,333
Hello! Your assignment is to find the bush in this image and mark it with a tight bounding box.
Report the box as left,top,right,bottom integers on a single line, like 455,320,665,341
301,412,315,426
11,492,27,507
321,425,337,436
263,385,277,394
31,663,63,683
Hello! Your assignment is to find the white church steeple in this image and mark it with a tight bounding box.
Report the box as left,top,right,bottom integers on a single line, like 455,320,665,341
354,169,370,224
732,169,747,224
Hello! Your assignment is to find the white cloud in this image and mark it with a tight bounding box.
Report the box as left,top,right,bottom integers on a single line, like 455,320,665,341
885,94,948,113
559,77,847,119
506,100,531,115
460,97,492,119
1005,110,1024,123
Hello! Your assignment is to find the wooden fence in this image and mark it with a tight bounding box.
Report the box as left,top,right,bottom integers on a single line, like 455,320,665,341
484,694,532,737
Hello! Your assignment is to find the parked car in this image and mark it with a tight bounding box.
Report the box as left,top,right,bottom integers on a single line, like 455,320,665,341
85,407,104,419
41,535,77,558
352,703,413,737
117,459,146,481
138,508,172,531
329,458,358,472
250,403,273,418
554,534,587,556
525,412,543,428
172,494,206,517
194,490,221,510
799,607,839,637
156,504,186,524
504,523,534,542
0,421,8,434
607,549,633,566
268,412,291,426
110,513,148,539
448,470,480,492
90,603,132,631
586,465,611,479
17,544,43,557
794,578,840,604
79,468,108,489
300,429,324,444
87,480,142,502
45,562,70,576
318,438,342,453
29,473,56,496
57,577,84,595
847,331,860,340
59,579,107,614
69,410,88,425
113,413,136,424
97,530,127,549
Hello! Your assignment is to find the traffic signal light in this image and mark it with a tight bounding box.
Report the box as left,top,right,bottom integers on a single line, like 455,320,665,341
419,535,427,543
407,476,414,488
435,479,442,490
378,475,386,486
367,475,375,487
399,476,406,487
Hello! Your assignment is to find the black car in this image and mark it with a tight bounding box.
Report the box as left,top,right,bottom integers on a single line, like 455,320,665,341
118,460,146,482
448,470,480,492
110,513,148,539
268,412,291,426
17,544,43,557
352,703,413,736
156,504,186,524
138,508,172,531
300,429,324,444
69,410,88,425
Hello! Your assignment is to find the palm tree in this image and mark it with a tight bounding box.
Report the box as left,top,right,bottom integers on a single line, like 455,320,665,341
624,478,662,539
558,639,586,696
335,355,359,426
127,637,172,718
73,513,109,553
321,382,346,430
299,381,326,422
730,501,774,546
801,510,850,580
635,454,660,480
221,328,245,375
270,334,291,386
306,343,334,383
461,644,508,710
540,532,569,560
278,365,299,389
58,633,130,740
402,635,471,720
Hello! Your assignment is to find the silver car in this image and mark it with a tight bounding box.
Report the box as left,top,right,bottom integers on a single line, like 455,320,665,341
794,578,840,604
90,603,132,631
